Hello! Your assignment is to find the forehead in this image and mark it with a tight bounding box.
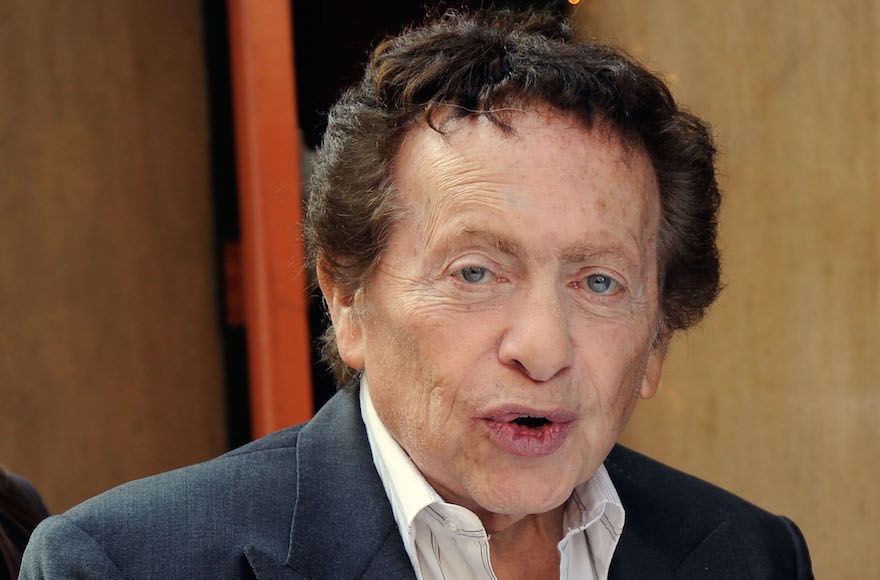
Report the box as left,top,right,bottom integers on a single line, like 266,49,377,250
391,108,661,255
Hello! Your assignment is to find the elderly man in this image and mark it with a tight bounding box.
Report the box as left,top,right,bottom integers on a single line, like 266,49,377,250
23,10,812,579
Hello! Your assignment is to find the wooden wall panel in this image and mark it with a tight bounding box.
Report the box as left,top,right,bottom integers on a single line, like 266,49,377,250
0,1,226,512
575,1,879,577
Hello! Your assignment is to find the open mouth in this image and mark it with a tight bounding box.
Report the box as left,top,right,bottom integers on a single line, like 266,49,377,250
482,411,573,457
482,408,575,428
512,415,552,429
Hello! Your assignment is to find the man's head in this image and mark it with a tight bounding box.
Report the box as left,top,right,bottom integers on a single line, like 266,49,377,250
305,10,720,524
306,10,721,386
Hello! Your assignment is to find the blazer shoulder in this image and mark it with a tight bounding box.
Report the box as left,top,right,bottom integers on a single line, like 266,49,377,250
21,513,125,579
606,444,786,524
222,421,306,457
606,445,813,578
70,421,308,520
26,422,310,577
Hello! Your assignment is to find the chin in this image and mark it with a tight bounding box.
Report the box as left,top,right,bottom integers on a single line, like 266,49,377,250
473,473,575,517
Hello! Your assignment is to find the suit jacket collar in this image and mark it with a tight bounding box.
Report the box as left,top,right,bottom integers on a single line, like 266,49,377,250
245,388,417,580
608,523,675,579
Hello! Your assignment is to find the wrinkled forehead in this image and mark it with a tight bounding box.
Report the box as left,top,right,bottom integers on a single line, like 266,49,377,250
390,105,661,236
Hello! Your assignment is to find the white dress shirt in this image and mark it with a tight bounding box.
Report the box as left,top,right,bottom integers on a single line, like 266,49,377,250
360,377,625,580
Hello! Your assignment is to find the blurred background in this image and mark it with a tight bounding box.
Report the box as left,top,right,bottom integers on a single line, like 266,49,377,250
1,1,877,577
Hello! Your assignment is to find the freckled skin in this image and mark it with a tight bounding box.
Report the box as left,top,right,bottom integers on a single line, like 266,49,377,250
323,108,667,556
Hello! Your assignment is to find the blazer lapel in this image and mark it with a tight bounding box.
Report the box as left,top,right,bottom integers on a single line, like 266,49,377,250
609,525,675,580
247,389,416,580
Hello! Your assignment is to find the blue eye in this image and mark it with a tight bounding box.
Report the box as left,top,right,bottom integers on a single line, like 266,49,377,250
459,266,492,284
585,273,619,294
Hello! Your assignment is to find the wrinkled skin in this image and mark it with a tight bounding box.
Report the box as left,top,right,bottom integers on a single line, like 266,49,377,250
321,107,667,544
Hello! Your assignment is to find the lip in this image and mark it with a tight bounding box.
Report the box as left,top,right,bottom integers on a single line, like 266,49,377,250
479,406,576,458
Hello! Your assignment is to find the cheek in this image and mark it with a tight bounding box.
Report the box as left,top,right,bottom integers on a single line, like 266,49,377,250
368,314,502,461
405,302,504,379
576,322,654,407
363,316,454,443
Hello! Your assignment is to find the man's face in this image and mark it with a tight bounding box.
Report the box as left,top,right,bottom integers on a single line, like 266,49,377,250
326,108,666,525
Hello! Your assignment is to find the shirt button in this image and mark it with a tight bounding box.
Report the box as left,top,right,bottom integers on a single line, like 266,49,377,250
444,519,461,533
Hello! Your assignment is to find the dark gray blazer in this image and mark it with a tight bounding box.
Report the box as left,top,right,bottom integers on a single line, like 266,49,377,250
21,389,813,578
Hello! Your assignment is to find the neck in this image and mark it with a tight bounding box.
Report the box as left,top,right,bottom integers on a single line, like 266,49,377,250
484,505,565,580
480,503,565,540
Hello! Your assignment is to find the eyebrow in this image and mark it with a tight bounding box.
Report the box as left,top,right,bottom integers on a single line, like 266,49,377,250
456,228,525,258
558,242,635,267
456,227,637,269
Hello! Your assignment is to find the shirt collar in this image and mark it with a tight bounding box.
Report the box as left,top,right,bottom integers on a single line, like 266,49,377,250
360,375,625,576
360,376,440,573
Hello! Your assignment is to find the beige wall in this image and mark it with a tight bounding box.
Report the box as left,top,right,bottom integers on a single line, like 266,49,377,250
576,1,879,577
0,1,226,512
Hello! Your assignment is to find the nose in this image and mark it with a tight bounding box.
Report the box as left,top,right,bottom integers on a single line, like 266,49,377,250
498,282,573,382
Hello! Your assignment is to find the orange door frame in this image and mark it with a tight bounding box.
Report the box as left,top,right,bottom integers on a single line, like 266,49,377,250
227,0,313,438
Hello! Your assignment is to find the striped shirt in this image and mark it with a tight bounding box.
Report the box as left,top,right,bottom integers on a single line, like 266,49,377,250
360,377,625,580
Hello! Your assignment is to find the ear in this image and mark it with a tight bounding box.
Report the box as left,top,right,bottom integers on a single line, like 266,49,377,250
316,260,365,371
639,332,669,400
